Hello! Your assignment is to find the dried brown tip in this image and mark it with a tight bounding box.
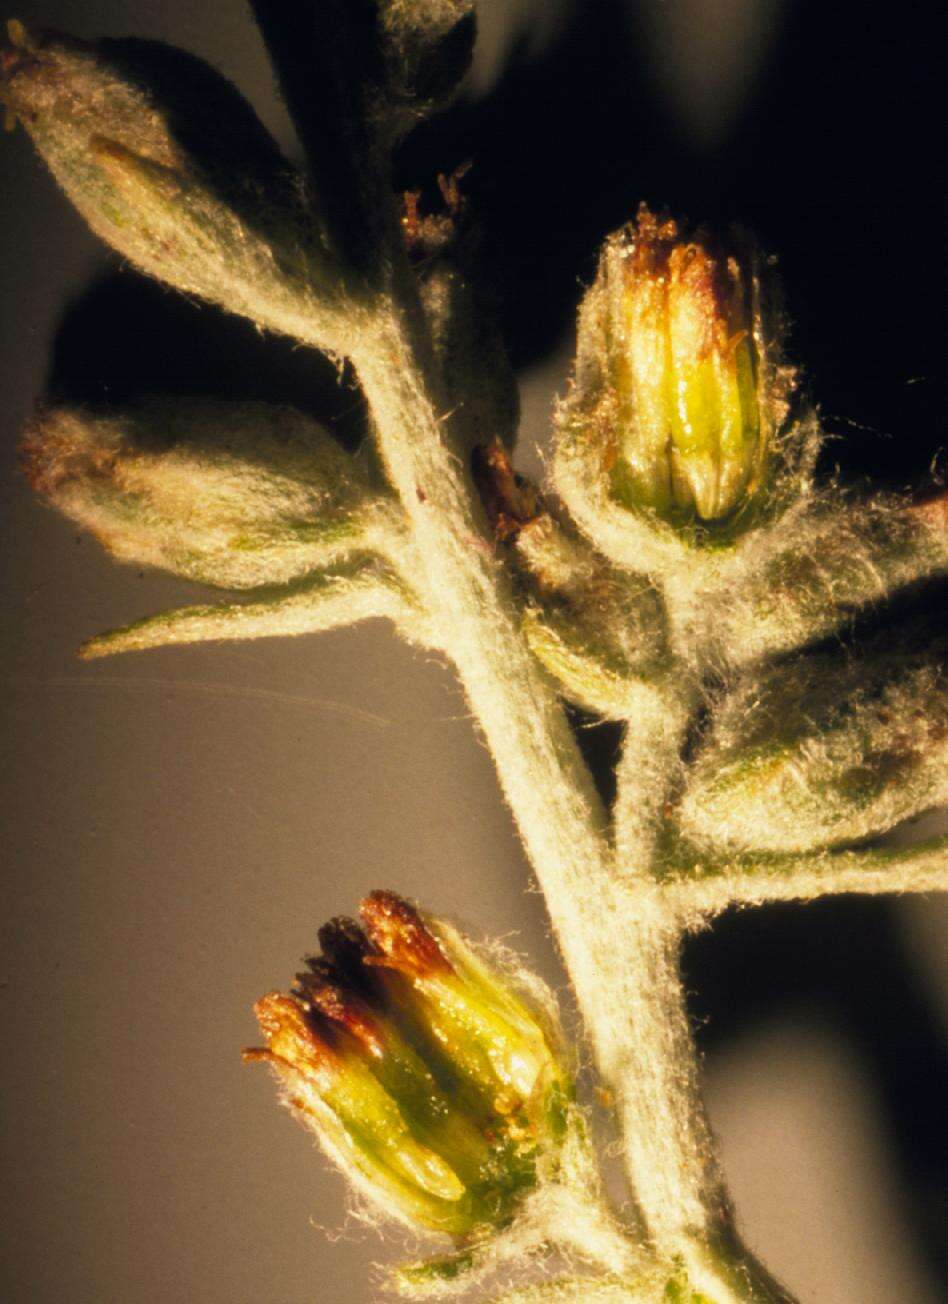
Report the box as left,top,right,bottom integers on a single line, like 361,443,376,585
240,1046,273,1065
246,990,337,1071
318,916,373,970
252,991,304,1039
627,204,745,335
633,201,680,243
18,414,70,496
295,963,385,1056
19,407,116,498
1,19,31,76
471,436,541,543
360,890,452,979
0,20,46,115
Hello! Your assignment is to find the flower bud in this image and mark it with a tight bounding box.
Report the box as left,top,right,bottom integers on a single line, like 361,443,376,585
22,400,391,590
680,645,948,854
516,519,670,720
0,24,344,346
557,206,791,540
245,892,571,1238
376,0,476,128
715,491,948,666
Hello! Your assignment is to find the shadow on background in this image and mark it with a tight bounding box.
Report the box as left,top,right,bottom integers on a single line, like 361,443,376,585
398,0,941,483
47,0,945,1288
48,273,370,451
685,900,948,1288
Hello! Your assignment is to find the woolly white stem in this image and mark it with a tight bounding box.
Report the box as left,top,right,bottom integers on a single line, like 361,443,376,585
614,689,693,873
582,885,728,1248
611,700,740,1269
353,303,610,891
538,1186,646,1276
351,294,789,1301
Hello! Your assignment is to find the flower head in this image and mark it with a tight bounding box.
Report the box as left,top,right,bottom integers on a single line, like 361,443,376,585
245,892,571,1239
0,22,343,344
557,205,794,541
611,208,767,522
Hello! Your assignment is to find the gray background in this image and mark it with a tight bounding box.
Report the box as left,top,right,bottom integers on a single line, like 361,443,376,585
1,2,945,1301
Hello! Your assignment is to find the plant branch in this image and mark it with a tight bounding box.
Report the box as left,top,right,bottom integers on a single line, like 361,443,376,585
613,689,693,872
668,836,948,919
347,261,791,1299
612,719,793,1302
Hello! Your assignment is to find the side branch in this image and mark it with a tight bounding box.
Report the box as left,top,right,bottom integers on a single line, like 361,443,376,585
669,836,948,919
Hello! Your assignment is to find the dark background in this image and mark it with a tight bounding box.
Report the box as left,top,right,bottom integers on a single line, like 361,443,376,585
1,2,945,1301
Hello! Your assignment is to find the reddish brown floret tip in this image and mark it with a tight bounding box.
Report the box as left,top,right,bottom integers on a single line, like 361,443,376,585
317,916,372,966
360,890,452,979
633,201,679,241
471,436,541,543
294,964,384,1055
241,1046,272,1065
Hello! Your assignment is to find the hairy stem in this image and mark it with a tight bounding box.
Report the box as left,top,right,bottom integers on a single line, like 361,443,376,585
350,281,791,1300
614,691,693,873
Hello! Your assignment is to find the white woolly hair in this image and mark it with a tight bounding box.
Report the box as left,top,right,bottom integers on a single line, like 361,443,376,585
680,642,948,855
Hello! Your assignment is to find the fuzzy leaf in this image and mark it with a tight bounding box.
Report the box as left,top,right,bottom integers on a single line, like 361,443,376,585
79,561,413,660
420,256,519,454
713,492,948,665
515,516,669,719
391,1247,481,1297
376,0,476,127
676,837,948,912
489,1274,673,1303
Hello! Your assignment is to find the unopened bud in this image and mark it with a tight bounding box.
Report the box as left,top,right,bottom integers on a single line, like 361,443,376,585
377,0,476,128
517,520,669,719
22,400,391,589
246,892,571,1238
558,206,791,539
0,25,344,345
681,645,948,854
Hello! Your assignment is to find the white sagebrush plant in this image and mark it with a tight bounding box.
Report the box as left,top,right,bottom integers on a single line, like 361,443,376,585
3,7,946,1302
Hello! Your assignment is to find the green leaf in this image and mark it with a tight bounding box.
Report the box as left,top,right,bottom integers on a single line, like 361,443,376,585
80,562,413,660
